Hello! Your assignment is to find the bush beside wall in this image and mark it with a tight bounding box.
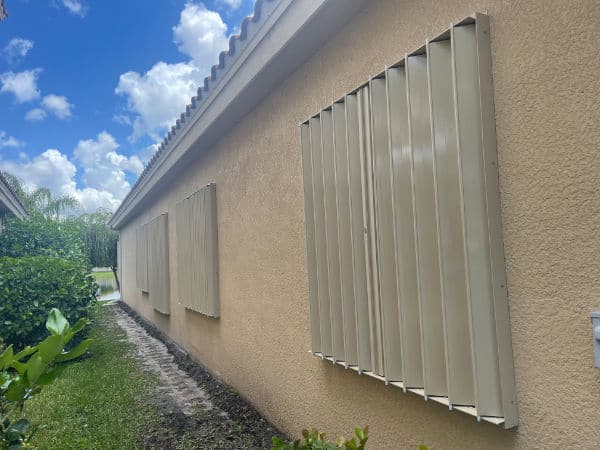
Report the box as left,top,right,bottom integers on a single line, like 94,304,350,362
0,216,84,261
0,256,96,349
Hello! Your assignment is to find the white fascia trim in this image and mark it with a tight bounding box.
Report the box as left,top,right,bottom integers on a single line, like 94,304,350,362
0,183,27,219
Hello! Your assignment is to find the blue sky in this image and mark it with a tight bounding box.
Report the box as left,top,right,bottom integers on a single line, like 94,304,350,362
0,0,255,211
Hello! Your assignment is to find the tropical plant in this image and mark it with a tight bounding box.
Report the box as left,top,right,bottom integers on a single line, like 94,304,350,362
0,309,92,450
272,427,368,450
0,172,80,220
69,210,120,291
0,256,96,349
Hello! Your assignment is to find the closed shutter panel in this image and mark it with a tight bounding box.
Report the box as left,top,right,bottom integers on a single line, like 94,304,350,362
299,13,517,428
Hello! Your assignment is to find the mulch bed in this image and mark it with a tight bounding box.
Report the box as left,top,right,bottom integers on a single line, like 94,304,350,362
118,301,286,449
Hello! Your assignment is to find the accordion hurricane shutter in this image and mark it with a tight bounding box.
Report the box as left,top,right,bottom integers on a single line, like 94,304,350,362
147,213,170,315
299,13,517,428
135,224,149,292
175,183,220,318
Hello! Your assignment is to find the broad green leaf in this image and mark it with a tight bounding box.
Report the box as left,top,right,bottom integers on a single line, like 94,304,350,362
0,344,14,370
37,365,65,386
5,378,26,401
6,418,31,440
55,338,92,362
26,353,47,384
70,317,88,335
39,335,65,363
46,308,69,336
14,346,37,362
10,360,27,375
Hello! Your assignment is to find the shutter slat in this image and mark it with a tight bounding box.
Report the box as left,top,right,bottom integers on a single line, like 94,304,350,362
310,117,333,357
333,103,358,366
386,66,423,388
370,77,402,382
406,54,447,397
301,123,322,353
322,110,345,363
345,94,372,372
427,38,476,406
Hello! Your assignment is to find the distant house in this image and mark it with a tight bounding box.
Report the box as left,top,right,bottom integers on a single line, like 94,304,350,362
0,173,27,229
110,0,600,448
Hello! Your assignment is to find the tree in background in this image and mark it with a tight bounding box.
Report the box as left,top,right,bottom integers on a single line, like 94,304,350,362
71,210,120,292
0,172,120,289
0,0,7,21
1,172,80,220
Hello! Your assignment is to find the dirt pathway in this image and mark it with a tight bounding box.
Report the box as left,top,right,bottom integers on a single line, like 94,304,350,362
114,309,214,417
109,304,281,449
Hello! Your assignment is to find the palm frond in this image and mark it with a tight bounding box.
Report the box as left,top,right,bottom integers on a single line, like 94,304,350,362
0,0,8,21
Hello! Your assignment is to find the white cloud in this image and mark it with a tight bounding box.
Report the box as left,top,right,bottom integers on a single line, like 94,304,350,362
25,108,47,121
41,94,73,119
115,61,202,141
73,131,143,200
116,3,230,142
113,114,132,126
0,69,41,103
60,0,87,17
3,38,34,64
217,0,242,10
173,3,229,71
2,132,144,212
3,149,121,212
2,149,78,200
0,131,24,148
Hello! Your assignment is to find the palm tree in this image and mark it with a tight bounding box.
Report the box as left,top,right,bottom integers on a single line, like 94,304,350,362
0,0,7,21
1,172,80,220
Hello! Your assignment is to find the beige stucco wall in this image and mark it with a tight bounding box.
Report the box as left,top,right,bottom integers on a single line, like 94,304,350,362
119,0,600,447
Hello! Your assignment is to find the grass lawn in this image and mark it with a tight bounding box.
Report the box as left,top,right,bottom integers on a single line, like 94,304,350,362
91,270,115,281
26,306,158,450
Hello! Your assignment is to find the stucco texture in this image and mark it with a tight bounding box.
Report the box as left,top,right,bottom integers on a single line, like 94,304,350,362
118,0,600,447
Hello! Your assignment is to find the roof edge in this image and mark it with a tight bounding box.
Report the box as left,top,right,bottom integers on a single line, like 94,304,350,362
0,173,28,219
110,0,367,229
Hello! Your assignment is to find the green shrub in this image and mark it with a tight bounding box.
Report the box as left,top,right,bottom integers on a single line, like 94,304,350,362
272,427,368,450
0,257,96,349
1,308,92,449
0,216,84,262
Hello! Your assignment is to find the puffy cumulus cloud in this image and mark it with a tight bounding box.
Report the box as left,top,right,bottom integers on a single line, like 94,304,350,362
3,38,34,64
2,132,144,212
173,3,229,71
0,69,41,103
115,61,202,141
0,131,24,148
73,131,143,200
116,3,230,142
25,108,47,121
2,149,78,199
41,94,73,119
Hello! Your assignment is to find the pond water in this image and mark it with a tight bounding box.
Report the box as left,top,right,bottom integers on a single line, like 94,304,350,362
96,276,119,300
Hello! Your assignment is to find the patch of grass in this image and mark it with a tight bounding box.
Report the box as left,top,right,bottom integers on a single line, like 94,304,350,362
91,270,114,281
26,306,158,450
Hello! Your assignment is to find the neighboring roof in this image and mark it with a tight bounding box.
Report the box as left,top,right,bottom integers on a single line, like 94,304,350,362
0,172,28,219
109,0,367,229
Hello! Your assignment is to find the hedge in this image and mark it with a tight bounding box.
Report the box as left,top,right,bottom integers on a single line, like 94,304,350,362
0,256,97,349
0,216,85,261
